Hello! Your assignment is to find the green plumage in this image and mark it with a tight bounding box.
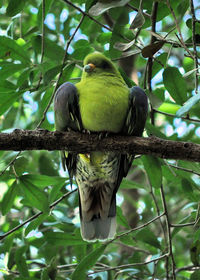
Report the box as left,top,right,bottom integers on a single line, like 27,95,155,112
54,52,148,241
76,53,129,132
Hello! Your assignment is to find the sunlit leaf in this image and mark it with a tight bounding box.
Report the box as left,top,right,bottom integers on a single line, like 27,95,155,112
176,93,200,117
89,0,130,16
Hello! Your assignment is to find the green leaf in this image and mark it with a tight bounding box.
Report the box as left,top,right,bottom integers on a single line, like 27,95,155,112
19,178,49,212
117,206,130,229
136,228,161,249
44,232,86,246
15,246,29,277
25,213,48,236
176,93,200,117
190,270,200,280
142,155,162,188
89,0,130,16
1,181,19,215
157,102,181,115
0,91,24,116
21,174,67,187
0,80,16,92
120,179,145,190
72,244,107,280
58,63,76,85
190,240,200,266
163,67,187,105
31,35,65,62
181,179,199,202
43,65,62,85
152,53,168,77
6,0,26,16
0,63,27,80
0,36,30,64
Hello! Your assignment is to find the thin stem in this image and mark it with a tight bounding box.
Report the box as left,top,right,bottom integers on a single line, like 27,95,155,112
88,253,169,274
62,0,112,32
148,1,158,125
0,151,21,176
190,0,199,94
160,184,176,279
36,14,85,128
166,0,194,59
154,109,200,124
108,213,165,243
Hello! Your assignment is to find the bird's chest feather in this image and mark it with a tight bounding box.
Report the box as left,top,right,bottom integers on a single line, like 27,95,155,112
77,78,129,133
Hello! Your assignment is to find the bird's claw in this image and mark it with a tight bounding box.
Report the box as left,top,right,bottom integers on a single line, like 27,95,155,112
98,131,109,140
82,129,91,134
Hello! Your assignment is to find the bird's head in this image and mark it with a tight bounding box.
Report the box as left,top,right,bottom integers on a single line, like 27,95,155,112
82,52,120,77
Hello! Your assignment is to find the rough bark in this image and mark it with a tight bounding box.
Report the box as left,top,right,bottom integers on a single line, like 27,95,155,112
0,129,200,162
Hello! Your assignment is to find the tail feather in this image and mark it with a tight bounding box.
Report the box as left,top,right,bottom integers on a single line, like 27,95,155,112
81,216,116,241
79,184,117,241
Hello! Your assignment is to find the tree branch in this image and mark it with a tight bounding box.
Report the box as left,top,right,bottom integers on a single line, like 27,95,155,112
0,130,200,162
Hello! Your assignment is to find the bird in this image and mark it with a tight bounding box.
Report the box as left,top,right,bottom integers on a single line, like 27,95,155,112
54,52,148,241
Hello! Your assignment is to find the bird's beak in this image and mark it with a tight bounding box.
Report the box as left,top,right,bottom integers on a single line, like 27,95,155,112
84,63,96,73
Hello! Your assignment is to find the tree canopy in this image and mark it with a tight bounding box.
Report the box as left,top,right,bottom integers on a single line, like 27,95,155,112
0,0,200,279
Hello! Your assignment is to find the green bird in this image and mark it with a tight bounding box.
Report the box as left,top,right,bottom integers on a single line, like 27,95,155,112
54,52,148,241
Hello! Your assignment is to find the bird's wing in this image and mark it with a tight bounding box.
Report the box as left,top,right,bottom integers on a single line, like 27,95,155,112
117,86,148,186
54,82,82,184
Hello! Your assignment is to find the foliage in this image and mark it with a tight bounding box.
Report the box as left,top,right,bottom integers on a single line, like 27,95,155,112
0,0,200,279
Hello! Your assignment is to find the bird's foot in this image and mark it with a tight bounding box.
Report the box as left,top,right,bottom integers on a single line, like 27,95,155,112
98,131,110,140
82,129,91,134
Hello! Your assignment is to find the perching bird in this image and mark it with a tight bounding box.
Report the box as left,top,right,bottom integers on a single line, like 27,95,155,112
54,52,148,241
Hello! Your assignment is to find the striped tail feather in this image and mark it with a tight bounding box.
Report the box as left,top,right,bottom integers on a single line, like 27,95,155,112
78,182,117,241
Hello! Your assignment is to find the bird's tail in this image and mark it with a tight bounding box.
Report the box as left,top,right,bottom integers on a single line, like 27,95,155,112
78,184,117,241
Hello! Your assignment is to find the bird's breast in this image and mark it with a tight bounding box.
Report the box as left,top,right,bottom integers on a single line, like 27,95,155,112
77,78,129,133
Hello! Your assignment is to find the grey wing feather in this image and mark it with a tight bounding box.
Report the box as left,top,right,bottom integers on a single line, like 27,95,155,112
54,82,82,183
117,86,148,186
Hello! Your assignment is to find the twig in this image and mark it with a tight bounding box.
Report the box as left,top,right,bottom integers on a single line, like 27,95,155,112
160,184,176,279
176,265,200,273
36,14,85,128
154,109,200,124
62,0,112,32
148,1,158,125
0,151,21,176
88,253,169,273
170,222,195,228
190,0,199,94
169,164,200,176
149,182,168,244
127,3,150,17
166,0,194,59
41,0,45,63
194,203,200,226
109,212,165,243
0,189,76,240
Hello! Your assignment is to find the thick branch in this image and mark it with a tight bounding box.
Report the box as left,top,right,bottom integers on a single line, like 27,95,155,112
0,129,200,162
